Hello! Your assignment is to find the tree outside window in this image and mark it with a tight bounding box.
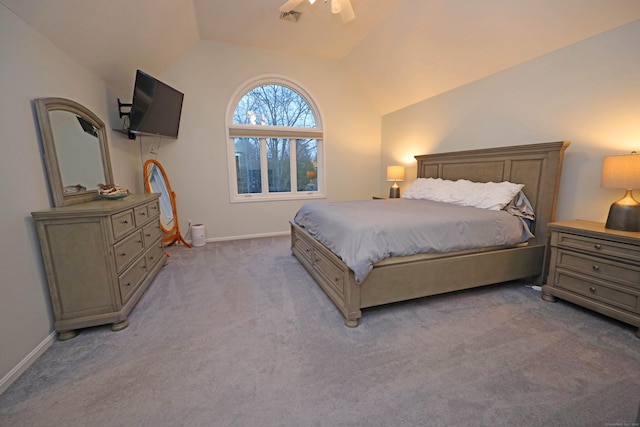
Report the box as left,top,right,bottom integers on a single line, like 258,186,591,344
227,78,324,202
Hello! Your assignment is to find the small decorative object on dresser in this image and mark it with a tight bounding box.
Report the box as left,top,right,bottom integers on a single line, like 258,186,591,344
542,220,640,339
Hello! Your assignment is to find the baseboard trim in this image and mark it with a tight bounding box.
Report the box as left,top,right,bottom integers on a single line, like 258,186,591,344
190,230,289,244
0,331,56,395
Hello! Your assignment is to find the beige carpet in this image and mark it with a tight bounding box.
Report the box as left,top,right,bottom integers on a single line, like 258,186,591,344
1,235,639,426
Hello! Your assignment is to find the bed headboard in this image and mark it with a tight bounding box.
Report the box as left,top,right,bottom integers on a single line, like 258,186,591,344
415,141,570,242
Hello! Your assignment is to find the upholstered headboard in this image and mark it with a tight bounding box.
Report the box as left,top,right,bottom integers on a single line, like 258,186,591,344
415,141,570,242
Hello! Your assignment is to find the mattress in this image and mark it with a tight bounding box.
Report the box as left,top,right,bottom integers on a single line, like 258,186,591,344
293,199,533,283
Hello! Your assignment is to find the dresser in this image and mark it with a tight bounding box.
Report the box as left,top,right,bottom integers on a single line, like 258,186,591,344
32,193,167,340
542,220,640,338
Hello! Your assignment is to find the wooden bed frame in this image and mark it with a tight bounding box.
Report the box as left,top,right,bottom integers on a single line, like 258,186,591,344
290,141,570,327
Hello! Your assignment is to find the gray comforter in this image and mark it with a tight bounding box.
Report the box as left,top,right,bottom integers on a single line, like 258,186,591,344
293,199,533,283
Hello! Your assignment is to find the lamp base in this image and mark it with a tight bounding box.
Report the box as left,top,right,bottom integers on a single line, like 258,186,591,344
605,193,640,232
389,187,400,198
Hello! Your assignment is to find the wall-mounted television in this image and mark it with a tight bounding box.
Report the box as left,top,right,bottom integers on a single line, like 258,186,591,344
128,70,184,139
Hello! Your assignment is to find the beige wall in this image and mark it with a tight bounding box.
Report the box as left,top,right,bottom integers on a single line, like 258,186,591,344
0,5,139,391
121,40,381,241
381,21,640,224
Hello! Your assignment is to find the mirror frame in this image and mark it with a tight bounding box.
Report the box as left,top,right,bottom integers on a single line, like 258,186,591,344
34,97,114,207
143,159,191,247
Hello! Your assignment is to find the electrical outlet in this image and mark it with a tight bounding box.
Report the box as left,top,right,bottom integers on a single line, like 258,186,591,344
149,145,158,155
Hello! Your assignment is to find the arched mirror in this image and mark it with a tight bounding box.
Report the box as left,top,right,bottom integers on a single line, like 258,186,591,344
143,159,191,248
34,98,113,207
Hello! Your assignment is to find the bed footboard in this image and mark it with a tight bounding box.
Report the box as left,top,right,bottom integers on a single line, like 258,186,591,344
291,220,544,327
290,221,361,327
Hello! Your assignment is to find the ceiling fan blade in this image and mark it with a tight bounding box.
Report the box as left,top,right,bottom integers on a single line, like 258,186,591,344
279,0,304,12
338,0,355,23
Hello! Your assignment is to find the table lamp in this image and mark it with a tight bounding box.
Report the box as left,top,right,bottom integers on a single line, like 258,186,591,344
387,166,405,198
601,151,640,232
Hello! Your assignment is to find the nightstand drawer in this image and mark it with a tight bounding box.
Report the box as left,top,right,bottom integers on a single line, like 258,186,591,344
555,232,640,263
554,270,638,312
556,250,640,288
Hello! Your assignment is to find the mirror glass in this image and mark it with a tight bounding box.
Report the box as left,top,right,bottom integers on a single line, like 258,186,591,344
34,98,113,207
49,110,106,192
143,159,191,247
145,161,175,232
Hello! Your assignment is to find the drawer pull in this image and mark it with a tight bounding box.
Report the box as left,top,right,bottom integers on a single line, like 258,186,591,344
125,282,131,287
594,243,601,250
145,233,151,237
589,286,596,293
120,252,127,257
122,219,129,224
334,277,340,282
140,212,146,216
592,265,600,272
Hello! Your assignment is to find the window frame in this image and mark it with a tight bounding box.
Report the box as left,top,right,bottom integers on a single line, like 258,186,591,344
225,75,325,203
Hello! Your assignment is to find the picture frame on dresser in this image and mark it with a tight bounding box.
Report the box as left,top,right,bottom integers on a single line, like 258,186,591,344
542,220,640,339
31,97,167,340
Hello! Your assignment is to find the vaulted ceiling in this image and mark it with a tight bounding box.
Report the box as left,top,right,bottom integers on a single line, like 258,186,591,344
3,0,640,114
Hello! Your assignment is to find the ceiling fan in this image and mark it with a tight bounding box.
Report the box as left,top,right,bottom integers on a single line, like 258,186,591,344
279,0,355,23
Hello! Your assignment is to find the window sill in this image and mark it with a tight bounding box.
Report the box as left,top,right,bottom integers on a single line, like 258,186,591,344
230,192,326,203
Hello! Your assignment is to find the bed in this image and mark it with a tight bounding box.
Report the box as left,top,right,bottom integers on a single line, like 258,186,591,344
290,141,570,327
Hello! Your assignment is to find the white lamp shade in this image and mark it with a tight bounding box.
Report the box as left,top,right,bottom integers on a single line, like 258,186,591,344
601,153,640,189
387,166,405,181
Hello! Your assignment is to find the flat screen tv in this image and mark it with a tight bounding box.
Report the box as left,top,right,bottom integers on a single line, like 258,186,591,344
129,70,184,139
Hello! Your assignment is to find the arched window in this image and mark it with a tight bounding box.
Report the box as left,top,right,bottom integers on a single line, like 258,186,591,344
226,76,324,202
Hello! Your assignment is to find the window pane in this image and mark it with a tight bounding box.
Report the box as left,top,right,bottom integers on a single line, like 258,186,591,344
234,84,316,128
296,139,318,192
267,138,291,193
234,138,261,194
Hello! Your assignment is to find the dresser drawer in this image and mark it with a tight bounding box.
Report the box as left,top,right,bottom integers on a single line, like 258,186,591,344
143,222,162,247
119,256,147,304
556,250,640,288
145,240,165,269
554,270,638,312
134,204,150,227
555,232,640,263
114,230,145,272
111,209,135,240
147,199,160,219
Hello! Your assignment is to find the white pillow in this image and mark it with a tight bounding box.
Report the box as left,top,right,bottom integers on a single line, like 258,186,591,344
403,177,524,211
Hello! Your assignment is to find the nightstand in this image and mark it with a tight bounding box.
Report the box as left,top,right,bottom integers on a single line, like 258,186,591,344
542,220,640,339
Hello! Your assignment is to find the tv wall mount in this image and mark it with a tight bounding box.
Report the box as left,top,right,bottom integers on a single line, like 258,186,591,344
118,98,131,118
116,98,136,139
